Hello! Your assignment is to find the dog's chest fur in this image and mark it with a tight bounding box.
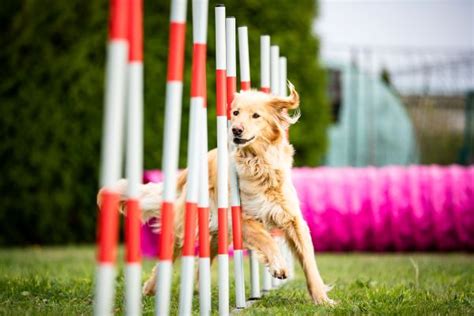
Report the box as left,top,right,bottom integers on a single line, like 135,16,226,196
233,142,298,227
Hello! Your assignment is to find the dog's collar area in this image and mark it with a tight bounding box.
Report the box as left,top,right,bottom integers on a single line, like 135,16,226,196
233,136,255,145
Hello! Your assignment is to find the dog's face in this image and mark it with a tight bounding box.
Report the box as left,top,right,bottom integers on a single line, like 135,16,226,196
230,83,300,148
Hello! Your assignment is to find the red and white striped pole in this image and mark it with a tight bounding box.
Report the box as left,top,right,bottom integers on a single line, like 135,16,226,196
156,0,187,315
94,0,128,315
278,56,295,280
259,35,273,293
196,6,211,315
226,18,237,121
178,0,208,314
124,0,143,314
228,20,246,309
215,5,229,315
198,46,211,316
270,45,281,289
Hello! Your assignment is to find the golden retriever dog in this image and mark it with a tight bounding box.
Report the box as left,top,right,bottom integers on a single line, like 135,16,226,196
101,83,333,305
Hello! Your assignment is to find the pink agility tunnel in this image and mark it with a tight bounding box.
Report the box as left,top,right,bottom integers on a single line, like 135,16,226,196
141,165,474,257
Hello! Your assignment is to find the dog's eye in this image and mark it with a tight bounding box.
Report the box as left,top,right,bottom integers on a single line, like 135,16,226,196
252,113,260,119
233,110,239,116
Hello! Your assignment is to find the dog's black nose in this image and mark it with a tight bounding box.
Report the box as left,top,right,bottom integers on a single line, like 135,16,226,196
232,127,243,136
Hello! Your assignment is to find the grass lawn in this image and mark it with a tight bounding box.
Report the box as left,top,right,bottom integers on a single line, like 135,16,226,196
0,246,472,315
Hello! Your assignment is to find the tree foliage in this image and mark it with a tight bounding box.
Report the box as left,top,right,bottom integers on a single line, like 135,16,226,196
0,0,329,245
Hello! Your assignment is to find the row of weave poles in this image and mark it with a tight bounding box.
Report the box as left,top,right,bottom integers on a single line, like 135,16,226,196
94,0,294,315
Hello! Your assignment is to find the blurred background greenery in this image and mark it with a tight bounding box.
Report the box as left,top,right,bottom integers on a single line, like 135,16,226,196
0,0,329,245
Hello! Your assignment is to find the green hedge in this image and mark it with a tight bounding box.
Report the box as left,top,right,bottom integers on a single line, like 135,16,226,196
0,0,329,245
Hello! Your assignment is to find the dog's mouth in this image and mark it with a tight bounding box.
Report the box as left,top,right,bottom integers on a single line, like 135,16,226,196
233,136,255,145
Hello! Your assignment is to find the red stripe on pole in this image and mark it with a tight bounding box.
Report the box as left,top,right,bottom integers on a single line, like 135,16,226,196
128,0,143,61
191,44,207,98
203,65,207,108
97,191,120,263
167,23,186,81
109,0,129,40
231,206,243,250
198,207,210,258
226,76,236,120
159,201,175,260
260,87,270,93
218,207,228,254
240,81,251,91
182,202,198,256
216,69,227,116
125,198,141,262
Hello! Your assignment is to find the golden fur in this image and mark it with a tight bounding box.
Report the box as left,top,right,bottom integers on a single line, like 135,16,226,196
99,83,334,305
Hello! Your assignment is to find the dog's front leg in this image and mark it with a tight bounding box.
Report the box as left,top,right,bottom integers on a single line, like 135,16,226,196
281,214,334,305
242,217,288,279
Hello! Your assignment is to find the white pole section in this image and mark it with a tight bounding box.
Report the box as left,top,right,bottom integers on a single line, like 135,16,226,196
260,35,270,93
156,0,188,315
279,57,287,97
270,45,280,96
124,0,143,314
94,0,128,315
238,26,251,91
262,267,272,292
249,252,261,298
228,18,246,309
215,5,229,316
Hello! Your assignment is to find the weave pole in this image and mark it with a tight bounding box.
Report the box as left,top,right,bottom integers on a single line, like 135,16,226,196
124,0,143,314
238,26,251,91
270,45,280,97
279,57,287,98
177,0,208,314
249,34,270,298
278,56,295,280
215,5,229,315
227,21,246,309
198,38,211,316
197,4,211,314
156,0,187,314
270,45,281,289
94,0,128,315
260,35,270,94
259,35,273,293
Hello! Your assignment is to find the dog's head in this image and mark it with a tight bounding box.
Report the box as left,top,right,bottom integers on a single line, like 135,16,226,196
230,82,300,148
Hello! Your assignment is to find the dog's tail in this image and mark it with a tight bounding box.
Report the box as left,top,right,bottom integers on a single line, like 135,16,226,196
97,179,163,224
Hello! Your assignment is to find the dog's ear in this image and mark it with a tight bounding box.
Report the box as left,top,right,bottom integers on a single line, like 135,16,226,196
269,81,299,111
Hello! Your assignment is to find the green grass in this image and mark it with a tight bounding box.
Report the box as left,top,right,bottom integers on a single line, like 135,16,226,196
0,247,472,315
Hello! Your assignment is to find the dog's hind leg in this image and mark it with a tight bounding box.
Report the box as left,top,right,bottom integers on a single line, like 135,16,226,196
281,215,334,305
242,217,288,279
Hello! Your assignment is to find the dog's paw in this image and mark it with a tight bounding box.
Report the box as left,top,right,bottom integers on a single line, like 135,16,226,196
268,255,288,279
270,266,288,280
313,295,336,306
142,279,156,296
